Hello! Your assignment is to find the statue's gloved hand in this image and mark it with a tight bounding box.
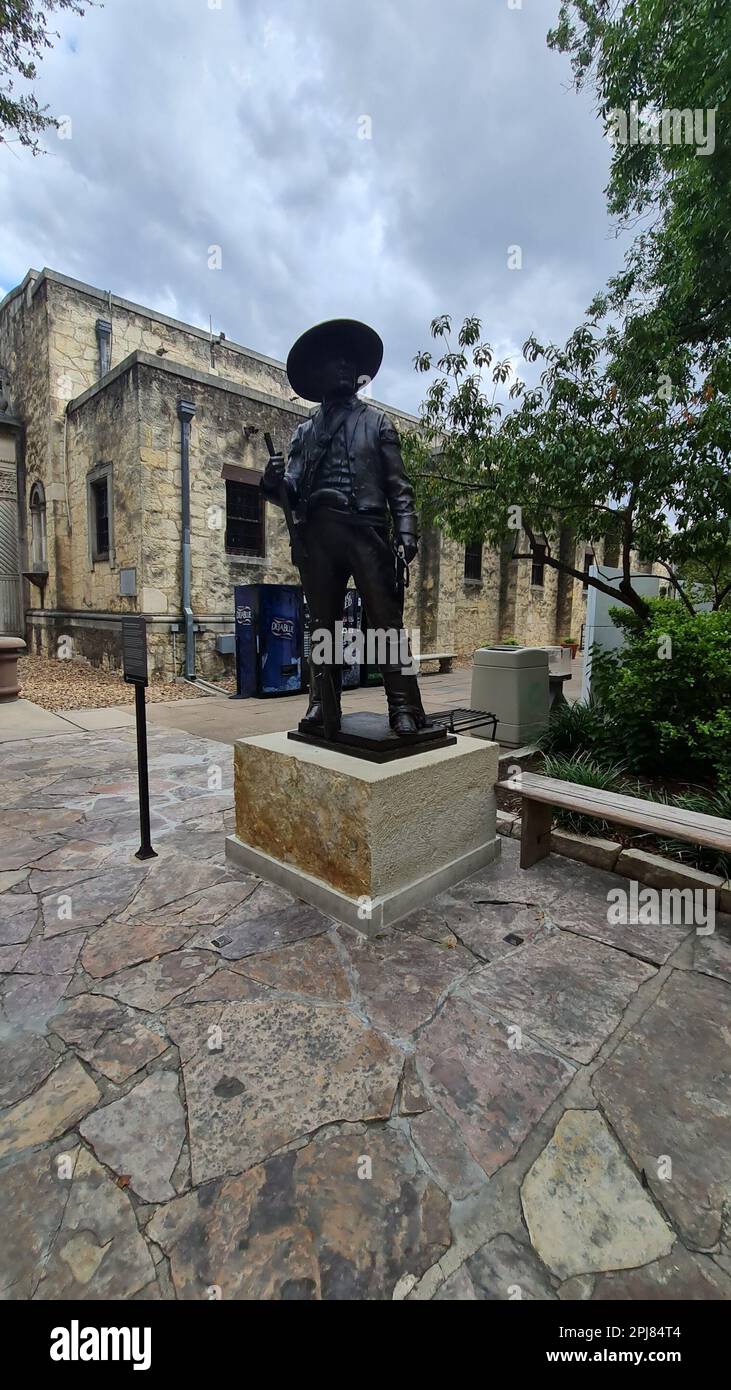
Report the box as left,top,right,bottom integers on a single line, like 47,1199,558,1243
263,454,286,489
398,532,418,563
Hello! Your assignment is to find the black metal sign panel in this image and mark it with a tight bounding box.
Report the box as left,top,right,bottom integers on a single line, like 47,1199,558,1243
122,616,148,686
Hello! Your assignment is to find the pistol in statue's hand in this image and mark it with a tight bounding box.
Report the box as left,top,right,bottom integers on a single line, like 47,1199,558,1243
398,533,418,564
263,454,286,489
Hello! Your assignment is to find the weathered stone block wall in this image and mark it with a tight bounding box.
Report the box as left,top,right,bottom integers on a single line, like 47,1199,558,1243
453,544,502,656
63,363,143,617
0,277,56,606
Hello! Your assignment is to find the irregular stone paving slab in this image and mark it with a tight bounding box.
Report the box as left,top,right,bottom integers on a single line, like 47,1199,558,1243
692,917,731,984
50,992,168,1083
0,808,83,836
397,907,460,948
558,910,693,966
93,949,218,1011
143,879,257,928
0,971,70,1032
1,835,66,872
119,850,230,921
29,865,114,895
0,943,24,971
592,1247,731,1300
0,869,30,893
0,1031,56,1107
0,895,37,945
71,810,170,846
17,930,85,975
148,1126,450,1299
0,1146,77,1297
521,1109,675,1279
178,967,269,1005
32,840,113,872
42,866,147,936
399,1054,431,1115
33,1146,156,1300
238,932,351,1003
411,1105,488,1199
338,930,474,1037
80,1071,186,1202
81,918,199,979
416,995,574,1178
432,896,556,962
164,998,403,1182
0,1055,100,1159
434,1233,556,1300
461,932,655,1064
217,903,329,960
594,970,731,1248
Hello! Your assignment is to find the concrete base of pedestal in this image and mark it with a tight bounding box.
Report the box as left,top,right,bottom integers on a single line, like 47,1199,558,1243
226,729,500,935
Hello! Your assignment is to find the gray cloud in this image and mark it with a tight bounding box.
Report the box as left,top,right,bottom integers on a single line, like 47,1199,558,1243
1,0,626,411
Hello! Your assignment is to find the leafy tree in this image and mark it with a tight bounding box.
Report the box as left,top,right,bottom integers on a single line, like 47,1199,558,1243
547,0,731,367
405,313,731,621
1,0,94,154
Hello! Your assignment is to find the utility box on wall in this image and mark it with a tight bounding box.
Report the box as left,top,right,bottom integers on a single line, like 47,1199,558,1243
470,645,549,747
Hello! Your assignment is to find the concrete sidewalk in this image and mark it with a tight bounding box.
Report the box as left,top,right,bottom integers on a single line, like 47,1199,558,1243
0,657,583,746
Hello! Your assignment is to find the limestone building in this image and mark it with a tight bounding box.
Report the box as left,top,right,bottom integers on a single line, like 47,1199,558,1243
0,268,598,679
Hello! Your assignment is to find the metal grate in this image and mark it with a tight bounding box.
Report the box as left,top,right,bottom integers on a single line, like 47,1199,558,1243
429,707,498,739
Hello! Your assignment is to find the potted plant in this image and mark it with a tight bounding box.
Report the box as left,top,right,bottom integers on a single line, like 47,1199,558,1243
560,635,579,659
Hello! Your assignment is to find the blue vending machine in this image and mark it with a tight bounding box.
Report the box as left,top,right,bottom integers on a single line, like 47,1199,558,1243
302,589,362,693
233,584,304,697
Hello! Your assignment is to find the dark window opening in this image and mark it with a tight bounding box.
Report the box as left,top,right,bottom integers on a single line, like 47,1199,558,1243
531,543,546,587
91,478,110,559
226,480,264,556
464,540,483,581
583,550,594,592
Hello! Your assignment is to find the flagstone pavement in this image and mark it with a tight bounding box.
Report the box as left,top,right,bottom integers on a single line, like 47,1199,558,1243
0,724,729,1301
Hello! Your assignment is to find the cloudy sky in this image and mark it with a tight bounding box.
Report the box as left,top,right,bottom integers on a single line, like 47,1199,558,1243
1,0,625,412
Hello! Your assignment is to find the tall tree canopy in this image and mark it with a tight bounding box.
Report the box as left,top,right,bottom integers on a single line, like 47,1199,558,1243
407,0,731,620
1,0,93,154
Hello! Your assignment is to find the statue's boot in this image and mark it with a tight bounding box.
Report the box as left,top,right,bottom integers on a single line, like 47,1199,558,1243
300,662,342,734
383,668,427,737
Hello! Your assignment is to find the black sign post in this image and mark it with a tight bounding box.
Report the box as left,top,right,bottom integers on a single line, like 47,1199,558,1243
122,617,157,861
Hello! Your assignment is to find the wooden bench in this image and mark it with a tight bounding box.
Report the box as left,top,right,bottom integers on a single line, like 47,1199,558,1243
498,772,731,870
417,651,455,674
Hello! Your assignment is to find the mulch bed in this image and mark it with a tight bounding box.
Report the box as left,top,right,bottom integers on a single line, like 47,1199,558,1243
18,656,209,711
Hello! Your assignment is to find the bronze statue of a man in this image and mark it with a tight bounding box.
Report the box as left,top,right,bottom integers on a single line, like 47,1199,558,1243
262,318,426,737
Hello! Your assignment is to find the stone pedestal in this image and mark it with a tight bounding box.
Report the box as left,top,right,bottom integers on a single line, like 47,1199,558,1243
226,732,500,935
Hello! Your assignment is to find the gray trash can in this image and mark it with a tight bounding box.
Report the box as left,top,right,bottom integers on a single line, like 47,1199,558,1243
470,645,549,746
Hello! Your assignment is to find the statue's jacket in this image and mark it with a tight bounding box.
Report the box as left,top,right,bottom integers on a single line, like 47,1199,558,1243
261,397,419,539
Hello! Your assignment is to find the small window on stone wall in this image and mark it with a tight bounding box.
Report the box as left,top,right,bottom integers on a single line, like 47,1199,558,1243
531,543,546,587
225,480,264,556
464,541,483,582
29,481,47,570
87,464,113,563
582,550,594,592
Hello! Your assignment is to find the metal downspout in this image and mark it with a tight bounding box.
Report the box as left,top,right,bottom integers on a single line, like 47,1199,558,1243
177,399,196,679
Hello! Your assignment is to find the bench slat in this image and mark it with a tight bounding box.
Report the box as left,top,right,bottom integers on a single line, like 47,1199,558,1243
498,774,731,853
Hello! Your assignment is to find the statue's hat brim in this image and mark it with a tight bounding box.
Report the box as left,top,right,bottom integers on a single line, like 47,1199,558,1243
286,318,383,402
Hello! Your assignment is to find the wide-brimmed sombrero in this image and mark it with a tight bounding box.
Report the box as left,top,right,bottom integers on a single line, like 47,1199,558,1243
286,318,383,402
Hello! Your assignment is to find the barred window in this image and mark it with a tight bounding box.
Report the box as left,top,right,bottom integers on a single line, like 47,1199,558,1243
464,540,483,581
225,480,264,556
531,543,546,587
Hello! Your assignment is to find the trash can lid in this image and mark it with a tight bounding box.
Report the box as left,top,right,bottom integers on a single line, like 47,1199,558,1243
0,637,27,652
473,645,549,669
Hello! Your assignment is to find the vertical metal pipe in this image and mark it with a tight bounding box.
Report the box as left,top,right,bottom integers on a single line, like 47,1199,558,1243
177,399,196,679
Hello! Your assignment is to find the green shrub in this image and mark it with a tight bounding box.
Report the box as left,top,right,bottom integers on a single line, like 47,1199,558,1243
590,600,731,787
539,697,610,758
655,784,731,879
542,751,627,835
